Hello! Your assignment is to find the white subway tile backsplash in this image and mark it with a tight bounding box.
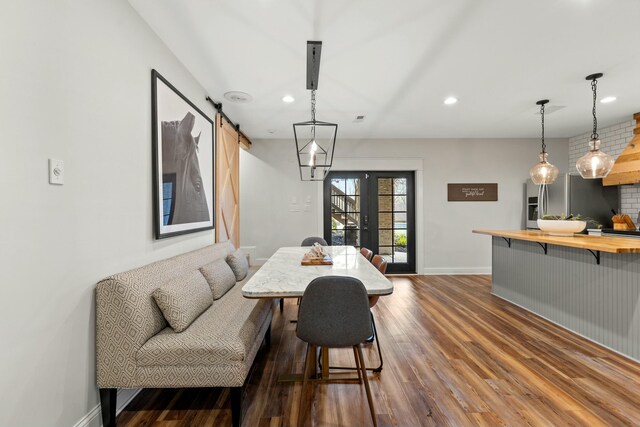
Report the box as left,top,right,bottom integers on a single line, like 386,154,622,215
568,119,639,219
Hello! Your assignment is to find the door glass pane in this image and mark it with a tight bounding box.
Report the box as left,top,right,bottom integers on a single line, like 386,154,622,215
331,179,346,195
394,212,407,229
379,196,392,212
379,212,392,229
331,229,344,246
378,178,392,195
379,230,392,246
393,246,407,263
331,195,345,213
394,230,407,248
344,195,360,212
345,229,360,246
344,211,360,228
331,214,343,230
346,179,360,195
393,178,407,195
394,195,407,211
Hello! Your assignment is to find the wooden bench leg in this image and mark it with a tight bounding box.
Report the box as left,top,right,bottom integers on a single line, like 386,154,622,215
100,388,117,427
231,387,242,427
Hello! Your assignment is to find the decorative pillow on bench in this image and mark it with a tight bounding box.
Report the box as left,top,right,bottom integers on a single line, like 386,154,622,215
200,258,237,299
225,249,249,281
152,270,213,332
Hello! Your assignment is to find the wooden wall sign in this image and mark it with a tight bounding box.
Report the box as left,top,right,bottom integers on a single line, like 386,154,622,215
448,183,498,202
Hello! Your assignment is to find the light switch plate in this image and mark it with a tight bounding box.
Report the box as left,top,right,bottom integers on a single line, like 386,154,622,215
49,159,64,185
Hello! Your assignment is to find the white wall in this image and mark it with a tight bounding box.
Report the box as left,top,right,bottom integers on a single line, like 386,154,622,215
240,137,569,274
0,1,216,426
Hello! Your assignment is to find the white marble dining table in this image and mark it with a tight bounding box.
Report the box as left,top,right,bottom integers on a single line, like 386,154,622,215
242,245,393,381
241,245,394,298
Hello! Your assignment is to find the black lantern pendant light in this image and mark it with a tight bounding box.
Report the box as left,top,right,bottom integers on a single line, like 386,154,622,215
294,41,337,181
530,99,559,185
576,73,614,179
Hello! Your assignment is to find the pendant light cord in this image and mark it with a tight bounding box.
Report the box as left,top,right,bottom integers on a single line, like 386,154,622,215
540,103,546,154
311,89,317,140
591,78,599,140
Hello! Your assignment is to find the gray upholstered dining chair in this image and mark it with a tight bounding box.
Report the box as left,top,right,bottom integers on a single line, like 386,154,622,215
296,276,377,427
300,236,328,246
330,254,387,373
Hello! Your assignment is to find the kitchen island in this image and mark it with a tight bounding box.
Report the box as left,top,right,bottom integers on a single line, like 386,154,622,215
474,229,640,362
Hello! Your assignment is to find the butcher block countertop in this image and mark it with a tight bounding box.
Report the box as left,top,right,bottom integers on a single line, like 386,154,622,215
473,229,640,254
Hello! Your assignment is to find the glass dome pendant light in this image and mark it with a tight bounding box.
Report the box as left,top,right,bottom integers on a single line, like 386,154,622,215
576,73,614,179
530,99,559,185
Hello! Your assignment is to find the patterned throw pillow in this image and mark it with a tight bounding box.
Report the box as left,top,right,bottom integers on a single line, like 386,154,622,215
200,258,237,299
225,249,249,281
152,270,213,332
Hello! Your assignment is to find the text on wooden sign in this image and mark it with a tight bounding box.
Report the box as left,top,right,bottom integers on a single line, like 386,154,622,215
447,183,498,202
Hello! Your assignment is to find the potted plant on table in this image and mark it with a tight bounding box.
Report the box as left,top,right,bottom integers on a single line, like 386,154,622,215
538,213,601,236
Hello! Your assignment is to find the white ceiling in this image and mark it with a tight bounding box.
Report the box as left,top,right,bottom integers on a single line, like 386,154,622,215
128,0,640,139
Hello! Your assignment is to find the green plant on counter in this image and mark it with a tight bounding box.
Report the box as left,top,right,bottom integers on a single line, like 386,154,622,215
541,213,602,229
541,213,583,221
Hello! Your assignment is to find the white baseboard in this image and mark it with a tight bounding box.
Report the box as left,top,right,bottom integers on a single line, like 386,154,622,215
240,246,257,264
72,404,101,427
73,388,141,427
422,267,492,275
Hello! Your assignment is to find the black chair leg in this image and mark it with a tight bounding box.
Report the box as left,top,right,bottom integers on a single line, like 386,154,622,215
231,387,242,427
99,388,117,427
329,313,384,373
279,298,284,312
371,314,384,373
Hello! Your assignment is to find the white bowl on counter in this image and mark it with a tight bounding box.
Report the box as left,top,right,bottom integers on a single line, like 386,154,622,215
537,219,587,236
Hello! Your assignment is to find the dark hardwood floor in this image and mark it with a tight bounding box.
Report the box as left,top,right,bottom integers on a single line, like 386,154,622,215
117,275,640,426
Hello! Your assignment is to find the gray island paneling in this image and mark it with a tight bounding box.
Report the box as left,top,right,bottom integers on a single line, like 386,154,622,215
490,236,640,361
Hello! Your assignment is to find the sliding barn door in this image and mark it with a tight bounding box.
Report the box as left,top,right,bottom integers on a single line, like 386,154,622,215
215,115,240,247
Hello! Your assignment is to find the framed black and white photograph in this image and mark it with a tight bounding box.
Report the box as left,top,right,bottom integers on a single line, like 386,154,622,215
152,69,215,239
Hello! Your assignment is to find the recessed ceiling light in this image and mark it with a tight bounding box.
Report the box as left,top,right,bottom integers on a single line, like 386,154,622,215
223,91,252,103
444,97,458,105
282,95,295,103
600,96,617,104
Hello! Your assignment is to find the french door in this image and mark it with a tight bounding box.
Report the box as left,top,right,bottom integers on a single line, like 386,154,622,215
323,171,415,274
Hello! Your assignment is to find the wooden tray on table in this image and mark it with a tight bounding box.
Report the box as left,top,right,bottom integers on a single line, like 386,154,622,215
301,255,333,265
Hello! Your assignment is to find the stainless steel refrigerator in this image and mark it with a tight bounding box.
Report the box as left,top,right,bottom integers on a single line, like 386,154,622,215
524,174,619,229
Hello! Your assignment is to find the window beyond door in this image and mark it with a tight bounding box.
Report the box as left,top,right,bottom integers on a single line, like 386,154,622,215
324,171,415,274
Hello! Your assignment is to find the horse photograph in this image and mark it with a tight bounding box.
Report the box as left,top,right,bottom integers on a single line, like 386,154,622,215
152,70,215,239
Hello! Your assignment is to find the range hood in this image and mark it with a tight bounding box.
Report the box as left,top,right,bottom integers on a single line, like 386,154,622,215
603,112,640,186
